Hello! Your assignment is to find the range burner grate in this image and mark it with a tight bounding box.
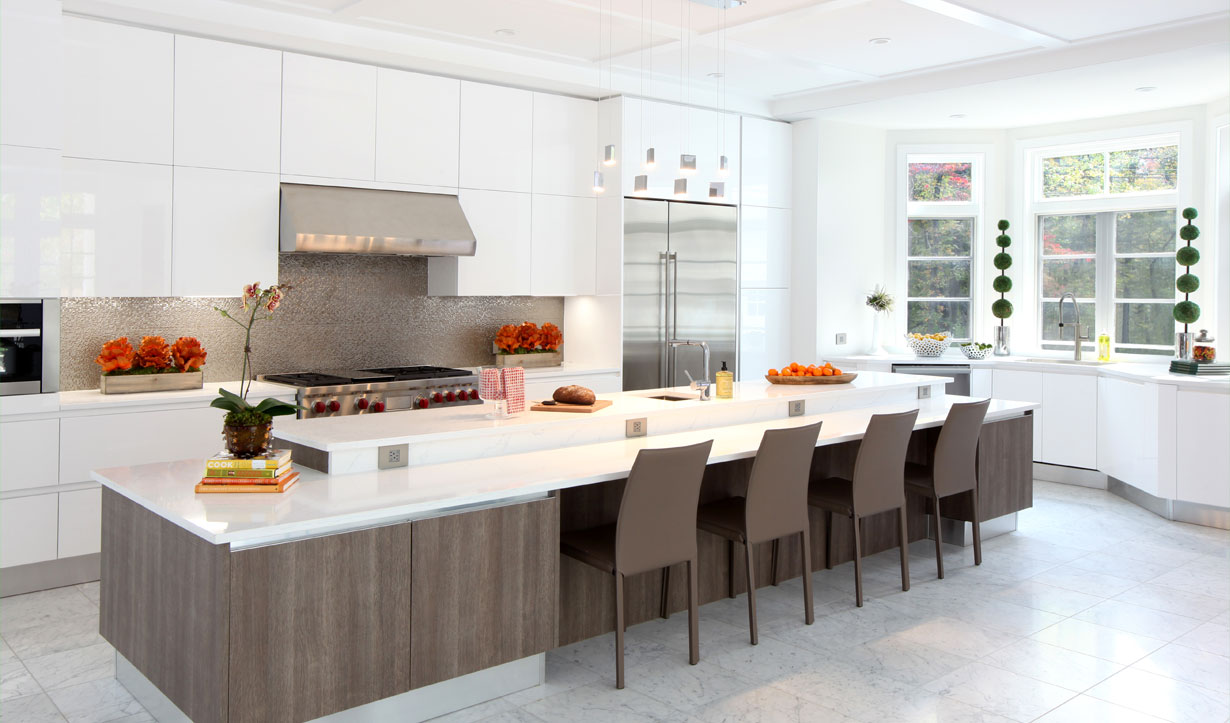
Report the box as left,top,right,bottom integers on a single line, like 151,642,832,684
358,366,473,381
262,372,353,387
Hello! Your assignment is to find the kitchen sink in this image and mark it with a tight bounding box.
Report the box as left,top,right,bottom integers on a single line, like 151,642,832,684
643,394,696,401
1021,358,1116,366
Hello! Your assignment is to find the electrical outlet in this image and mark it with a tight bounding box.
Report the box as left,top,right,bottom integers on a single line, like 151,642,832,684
378,443,409,469
626,418,647,438
917,386,931,400
788,400,805,417
836,333,847,345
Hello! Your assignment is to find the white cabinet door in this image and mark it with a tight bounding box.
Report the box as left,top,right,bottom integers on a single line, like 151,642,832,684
970,369,993,398
281,53,377,180
531,194,596,296
0,494,57,567
993,369,1042,460
0,419,59,493
60,158,173,297
0,145,61,297
531,93,597,198
739,289,790,381
0,0,62,149
427,190,532,296
174,36,282,173
1097,376,1162,495
375,68,460,188
58,488,101,559
1176,390,1230,508
459,82,533,193
1041,372,1097,469
59,406,229,484
172,167,279,296
740,205,790,289
63,17,173,164
741,117,791,208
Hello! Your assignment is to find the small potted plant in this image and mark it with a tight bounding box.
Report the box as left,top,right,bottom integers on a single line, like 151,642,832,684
992,219,1013,355
493,321,563,368
96,335,207,393
1173,208,1201,359
865,286,894,356
210,283,301,458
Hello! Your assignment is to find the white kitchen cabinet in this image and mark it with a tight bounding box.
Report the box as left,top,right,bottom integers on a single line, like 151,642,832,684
62,17,173,164
281,53,377,180
0,494,58,568
531,93,598,198
739,289,790,381
375,68,460,188
171,166,279,296
0,145,61,298
174,36,282,173
740,205,791,289
0,0,62,149
741,117,792,208
530,194,596,296
0,419,59,493
970,369,993,398
1097,376,1164,496
427,190,532,296
60,158,173,297
1176,390,1230,508
993,369,1042,460
58,487,101,558
1041,372,1097,469
459,82,533,193
59,407,230,484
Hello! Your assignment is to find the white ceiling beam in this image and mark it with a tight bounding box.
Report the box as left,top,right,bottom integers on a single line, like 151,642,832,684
899,0,1068,48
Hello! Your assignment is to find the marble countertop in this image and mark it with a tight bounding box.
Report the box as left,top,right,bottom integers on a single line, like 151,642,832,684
1,382,296,419
93,395,1038,548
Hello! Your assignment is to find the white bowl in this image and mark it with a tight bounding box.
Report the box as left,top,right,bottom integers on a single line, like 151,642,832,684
960,345,991,360
905,335,952,358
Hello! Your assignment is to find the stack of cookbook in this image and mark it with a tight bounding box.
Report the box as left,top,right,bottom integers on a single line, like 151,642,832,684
195,449,299,493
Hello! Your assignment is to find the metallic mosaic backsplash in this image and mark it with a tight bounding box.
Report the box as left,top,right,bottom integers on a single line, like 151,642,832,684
59,254,564,391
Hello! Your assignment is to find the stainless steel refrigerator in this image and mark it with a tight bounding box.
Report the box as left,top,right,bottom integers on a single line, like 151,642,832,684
623,199,738,391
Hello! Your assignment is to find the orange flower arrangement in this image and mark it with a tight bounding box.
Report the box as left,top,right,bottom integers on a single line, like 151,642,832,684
494,324,520,354
172,336,207,372
493,321,564,354
516,322,541,350
135,335,172,370
94,337,136,374
540,323,562,351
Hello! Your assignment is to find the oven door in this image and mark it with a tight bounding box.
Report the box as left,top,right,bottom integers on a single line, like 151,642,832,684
0,301,49,395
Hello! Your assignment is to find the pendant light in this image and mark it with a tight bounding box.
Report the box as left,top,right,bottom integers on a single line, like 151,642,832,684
591,0,606,193
674,0,690,193
716,3,729,177
603,0,616,167
709,181,724,198
674,178,688,196
634,174,650,194
643,0,656,170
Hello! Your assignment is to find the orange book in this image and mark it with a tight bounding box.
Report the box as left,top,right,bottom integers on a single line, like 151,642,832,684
195,472,300,494
199,468,297,485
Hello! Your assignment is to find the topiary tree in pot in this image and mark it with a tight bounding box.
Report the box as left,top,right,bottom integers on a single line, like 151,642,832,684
992,219,1013,355
1173,208,1201,358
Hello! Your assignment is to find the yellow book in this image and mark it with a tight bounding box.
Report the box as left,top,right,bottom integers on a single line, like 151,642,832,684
204,449,291,471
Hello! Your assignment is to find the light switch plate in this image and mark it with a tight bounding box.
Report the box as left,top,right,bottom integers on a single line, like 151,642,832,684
626,418,647,437
918,386,931,400
378,443,410,469
836,333,847,345
788,400,805,417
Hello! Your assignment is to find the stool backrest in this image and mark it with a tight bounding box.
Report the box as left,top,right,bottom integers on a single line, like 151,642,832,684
933,399,990,498
745,422,823,543
852,409,920,515
616,439,714,576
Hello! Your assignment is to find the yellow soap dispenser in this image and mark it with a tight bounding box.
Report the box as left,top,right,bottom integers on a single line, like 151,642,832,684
1097,331,1111,362
715,361,734,399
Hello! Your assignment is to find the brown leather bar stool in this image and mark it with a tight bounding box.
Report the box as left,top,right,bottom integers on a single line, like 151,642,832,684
906,398,990,579
693,422,822,645
560,439,713,689
807,409,919,608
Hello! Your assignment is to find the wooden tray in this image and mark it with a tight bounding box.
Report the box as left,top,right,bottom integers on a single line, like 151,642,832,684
530,399,614,413
765,373,858,385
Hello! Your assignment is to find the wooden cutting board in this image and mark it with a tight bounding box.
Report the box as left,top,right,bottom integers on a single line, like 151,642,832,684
530,399,614,413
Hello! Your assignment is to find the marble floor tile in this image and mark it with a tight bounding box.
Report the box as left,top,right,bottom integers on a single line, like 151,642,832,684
1086,666,1230,723
471,708,546,723
850,690,1018,723
1132,643,1230,694
1,614,104,661
45,678,149,723
0,692,68,722
621,658,758,715
771,656,918,720
503,653,600,706
947,598,1065,637
1030,618,1167,665
1149,567,1230,601
1171,621,1230,657
551,629,671,679
841,635,972,687
1107,541,1205,570
886,616,1020,660
428,698,521,723
75,583,100,607
1074,599,1205,641
1064,551,1174,583
692,684,857,723
922,661,1075,722
1112,582,1230,622
981,638,1123,691
0,588,96,636
0,637,17,664
24,642,116,692
991,579,1103,617
1028,565,1139,598
706,635,817,684
1,658,43,701
520,680,681,723
1033,694,1170,723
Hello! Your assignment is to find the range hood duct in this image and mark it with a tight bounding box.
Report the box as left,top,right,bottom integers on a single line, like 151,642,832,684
279,183,477,256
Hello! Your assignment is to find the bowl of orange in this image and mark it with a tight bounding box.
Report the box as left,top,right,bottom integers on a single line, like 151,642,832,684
766,362,858,385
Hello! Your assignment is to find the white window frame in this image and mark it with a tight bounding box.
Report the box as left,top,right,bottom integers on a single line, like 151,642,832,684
897,148,987,342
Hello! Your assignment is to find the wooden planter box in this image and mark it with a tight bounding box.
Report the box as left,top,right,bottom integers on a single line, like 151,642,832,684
100,371,204,394
493,351,562,369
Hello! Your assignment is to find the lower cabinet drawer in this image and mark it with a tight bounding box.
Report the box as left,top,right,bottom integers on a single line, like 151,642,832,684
59,487,102,558
0,494,58,567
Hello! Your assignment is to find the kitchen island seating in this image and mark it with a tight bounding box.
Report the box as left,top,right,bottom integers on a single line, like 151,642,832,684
559,439,714,689
906,398,991,579
808,409,919,607
695,422,823,645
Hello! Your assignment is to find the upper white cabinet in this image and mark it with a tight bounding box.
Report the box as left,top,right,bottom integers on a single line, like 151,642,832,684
620,99,739,203
1176,391,1230,508
61,158,172,296
171,167,279,296
1,0,62,149
0,145,61,297
174,36,282,173
459,82,533,193
1041,372,1097,469
62,17,173,164
531,194,596,296
531,93,597,197
740,205,791,289
427,189,532,296
992,369,1042,460
375,68,460,188
281,53,377,180
741,117,791,208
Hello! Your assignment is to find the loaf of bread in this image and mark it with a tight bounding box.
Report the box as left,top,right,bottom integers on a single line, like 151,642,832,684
552,385,596,405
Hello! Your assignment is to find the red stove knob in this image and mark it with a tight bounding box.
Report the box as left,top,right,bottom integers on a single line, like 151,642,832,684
469,389,479,400
356,398,370,410
417,397,429,409
371,401,386,413
327,400,341,412
432,392,444,404
313,401,326,414
446,390,457,402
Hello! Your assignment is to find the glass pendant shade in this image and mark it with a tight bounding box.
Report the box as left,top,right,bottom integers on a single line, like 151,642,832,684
718,155,729,175
603,144,616,166
633,175,649,194
708,181,725,199
679,154,697,173
674,178,687,196
592,170,605,193
645,147,656,169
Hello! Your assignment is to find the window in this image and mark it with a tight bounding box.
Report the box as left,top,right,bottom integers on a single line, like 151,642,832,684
903,155,980,340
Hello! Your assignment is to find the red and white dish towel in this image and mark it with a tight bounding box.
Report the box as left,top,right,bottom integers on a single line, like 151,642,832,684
479,368,504,400
479,367,526,414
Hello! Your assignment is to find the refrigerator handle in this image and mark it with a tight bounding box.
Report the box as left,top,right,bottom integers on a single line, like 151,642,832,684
667,251,678,385
659,251,669,388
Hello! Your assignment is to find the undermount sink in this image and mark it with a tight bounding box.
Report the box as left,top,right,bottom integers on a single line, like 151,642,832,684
1022,358,1116,366
643,394,696,401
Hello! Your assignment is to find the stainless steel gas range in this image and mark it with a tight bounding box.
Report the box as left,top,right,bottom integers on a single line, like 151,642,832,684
260,366,481,418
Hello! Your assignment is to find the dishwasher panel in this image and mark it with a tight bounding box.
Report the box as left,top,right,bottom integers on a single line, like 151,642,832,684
891,364,971,396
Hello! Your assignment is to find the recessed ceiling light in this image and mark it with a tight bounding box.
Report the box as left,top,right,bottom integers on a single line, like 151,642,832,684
494,28,516,37
707,71,724,79
869,37,892,45
949,114,966,119
1134,86,1157,93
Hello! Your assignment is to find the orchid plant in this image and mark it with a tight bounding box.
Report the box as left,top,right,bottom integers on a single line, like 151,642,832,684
211,283,301,427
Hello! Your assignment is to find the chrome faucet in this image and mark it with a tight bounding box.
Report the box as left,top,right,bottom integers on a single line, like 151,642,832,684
1057,292,1089,361
668,339,710,387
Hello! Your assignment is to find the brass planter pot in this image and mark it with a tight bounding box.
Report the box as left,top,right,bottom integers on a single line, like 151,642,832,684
222,422,273,459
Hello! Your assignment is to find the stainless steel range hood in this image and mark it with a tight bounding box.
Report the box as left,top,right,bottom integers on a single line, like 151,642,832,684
279,183,477,256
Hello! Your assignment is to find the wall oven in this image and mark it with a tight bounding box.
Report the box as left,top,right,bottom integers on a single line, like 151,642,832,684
0,299,59,395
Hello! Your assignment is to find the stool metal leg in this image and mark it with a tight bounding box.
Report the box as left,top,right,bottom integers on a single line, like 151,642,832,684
800,528,814,625
770,538,780,586
852,514,864,608
898,505,910,592
614,572,626,689
660,566,671,619
687,558,700,664
744,541,759,645
932,495,945,579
